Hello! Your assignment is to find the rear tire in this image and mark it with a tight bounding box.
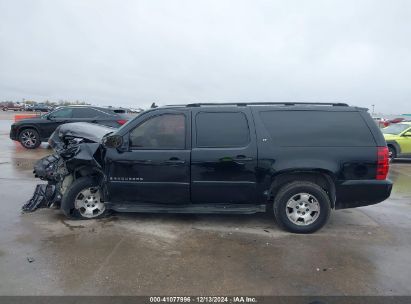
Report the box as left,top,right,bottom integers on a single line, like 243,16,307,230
273,181,331,233
61,177,108,220
388,145,397,162
19,128,41,149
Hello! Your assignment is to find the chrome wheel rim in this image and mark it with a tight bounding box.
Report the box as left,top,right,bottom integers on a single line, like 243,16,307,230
286,193,320,226
74,187,105,218
21,130,37,148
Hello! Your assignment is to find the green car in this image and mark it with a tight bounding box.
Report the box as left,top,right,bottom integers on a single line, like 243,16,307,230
382,122,411,160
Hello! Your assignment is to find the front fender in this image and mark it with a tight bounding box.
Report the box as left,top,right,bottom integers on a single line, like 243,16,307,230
16,124,41,137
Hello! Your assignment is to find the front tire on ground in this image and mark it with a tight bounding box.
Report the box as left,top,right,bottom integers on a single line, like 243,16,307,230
273,181,331,233
61,177,108,219
19,128,41,149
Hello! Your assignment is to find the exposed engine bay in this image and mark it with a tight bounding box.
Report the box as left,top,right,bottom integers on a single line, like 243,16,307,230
22,122,114,212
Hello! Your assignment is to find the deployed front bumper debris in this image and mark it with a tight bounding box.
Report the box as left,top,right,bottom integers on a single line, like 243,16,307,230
33,154,63,181
22,154,62,212
22,184,57,212
22,122,112,213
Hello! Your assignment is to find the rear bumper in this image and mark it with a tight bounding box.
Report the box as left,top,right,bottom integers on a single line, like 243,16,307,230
335,179,392,209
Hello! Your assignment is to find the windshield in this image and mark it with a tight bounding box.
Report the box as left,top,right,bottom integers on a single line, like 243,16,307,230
382,123,410,135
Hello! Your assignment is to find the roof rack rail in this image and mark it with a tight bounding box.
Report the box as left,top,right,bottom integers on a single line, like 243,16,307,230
182,102,349,107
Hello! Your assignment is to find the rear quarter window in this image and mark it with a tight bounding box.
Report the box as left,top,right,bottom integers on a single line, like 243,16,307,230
259,110,375,147
72,108,104,118
195,112,250,148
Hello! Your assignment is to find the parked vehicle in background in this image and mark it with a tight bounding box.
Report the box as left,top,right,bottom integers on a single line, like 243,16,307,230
1,102,25,111
373,117,389,128
23,104,34,111
387,117,405,124
128,107,144,114
27,103,53,112
10,105,130,149
382,122,411,161
26,102,392,233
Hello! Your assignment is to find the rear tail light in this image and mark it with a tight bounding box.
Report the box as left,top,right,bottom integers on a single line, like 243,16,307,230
116,119,128,125
376,146,389,180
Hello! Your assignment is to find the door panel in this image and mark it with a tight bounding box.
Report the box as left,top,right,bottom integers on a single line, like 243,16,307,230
106,110,191,204
40,120,65,139
190,108,258,204
106,149,190,203
398,129,411,154
44,107,75,138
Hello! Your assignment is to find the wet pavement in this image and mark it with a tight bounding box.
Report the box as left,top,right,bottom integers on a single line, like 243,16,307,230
0,111,411,296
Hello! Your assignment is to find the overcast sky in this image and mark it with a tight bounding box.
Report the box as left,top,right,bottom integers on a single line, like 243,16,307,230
0,0,410,113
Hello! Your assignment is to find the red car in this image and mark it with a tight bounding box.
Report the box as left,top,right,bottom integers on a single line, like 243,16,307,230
373,117,405,128
0,102,25,111
388,118,405,124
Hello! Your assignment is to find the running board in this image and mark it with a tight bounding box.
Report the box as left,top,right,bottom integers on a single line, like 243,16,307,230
107,203,266,214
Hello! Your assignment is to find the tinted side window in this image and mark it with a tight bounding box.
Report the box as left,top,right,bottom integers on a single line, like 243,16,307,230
99,108,120,115
50,108,72,118
72,108,106,118
196,112,250,148
130,114,185,149
259,110,375,147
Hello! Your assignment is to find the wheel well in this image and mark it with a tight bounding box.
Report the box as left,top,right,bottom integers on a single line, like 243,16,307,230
387,144,396,153
73,166,107,201
269,171,336,208
386,141,400,155
74,166,105,182
18,126,39,138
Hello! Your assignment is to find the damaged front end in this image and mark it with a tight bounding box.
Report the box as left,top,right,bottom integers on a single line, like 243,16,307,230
22,122,114,212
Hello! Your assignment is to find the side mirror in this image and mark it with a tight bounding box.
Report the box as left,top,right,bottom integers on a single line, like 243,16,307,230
102,134,123,148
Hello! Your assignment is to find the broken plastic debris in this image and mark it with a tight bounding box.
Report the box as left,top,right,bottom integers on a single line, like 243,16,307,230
22,184,56,212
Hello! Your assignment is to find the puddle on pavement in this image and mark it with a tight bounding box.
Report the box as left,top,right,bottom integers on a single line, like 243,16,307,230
389,162,411,198
27,215,384,295
0,123,51,178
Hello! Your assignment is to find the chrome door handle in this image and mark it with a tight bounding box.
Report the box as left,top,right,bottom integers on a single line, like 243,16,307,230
232,155,253,161
163,157,186,165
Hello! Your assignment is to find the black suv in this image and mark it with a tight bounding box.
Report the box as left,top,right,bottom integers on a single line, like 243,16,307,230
10,105,130,149
25,102,392,233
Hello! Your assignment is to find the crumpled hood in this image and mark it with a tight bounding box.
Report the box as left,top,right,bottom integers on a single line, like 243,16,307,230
25,123,113,212
49,122,115,146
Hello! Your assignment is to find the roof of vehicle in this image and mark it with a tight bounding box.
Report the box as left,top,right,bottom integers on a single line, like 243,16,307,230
51,105,128,116
53,105,123,110
160,102,366,112
56,105,102,108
